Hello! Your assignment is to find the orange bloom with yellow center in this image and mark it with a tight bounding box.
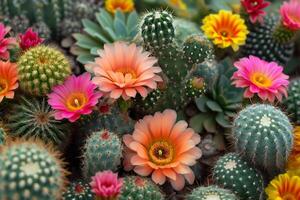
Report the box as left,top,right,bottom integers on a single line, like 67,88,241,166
105,0,134,14
123,109,202,191
0,61,18,103
287,152,300,177
265,173,300,200
201,10,249,51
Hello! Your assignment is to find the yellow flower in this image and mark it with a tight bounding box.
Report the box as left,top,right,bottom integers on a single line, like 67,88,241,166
105,0,134,14
265,173,300,200
168,0,187,10
293,126,300,152
287,152,300,177
201,10,249,51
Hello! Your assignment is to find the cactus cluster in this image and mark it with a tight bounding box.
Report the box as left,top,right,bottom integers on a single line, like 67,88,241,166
187,185,238,200
62,181,94,200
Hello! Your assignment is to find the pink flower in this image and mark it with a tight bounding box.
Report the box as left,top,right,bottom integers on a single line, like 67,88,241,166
19,28,43,51
48,73,102,122
90,171,123,199
280,0,300,31
231,56,289,102
0,23,16,60
241,0,270,23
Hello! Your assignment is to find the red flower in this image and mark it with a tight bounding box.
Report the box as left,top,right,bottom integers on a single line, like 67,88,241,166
241,0,271,23
19,28,43,51
0,23,16,60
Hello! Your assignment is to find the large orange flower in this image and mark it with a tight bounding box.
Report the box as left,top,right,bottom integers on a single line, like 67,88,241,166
0,61,18,103
88,42,162,100
123,109,202,191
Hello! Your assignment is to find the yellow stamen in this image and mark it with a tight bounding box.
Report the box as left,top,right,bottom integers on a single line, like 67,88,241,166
0,78,8,95
149,140,174,166
66,93,87,111
250,72,272,88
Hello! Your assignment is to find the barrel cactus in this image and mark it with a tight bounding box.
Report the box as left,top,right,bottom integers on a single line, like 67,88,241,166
0,124,7,145
62,181,94,200
187,185,238,200
284,78,300,124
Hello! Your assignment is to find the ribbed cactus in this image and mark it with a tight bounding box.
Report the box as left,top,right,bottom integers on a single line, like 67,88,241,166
233,104,293,176
0,124,6,145
0,139,67,200
187,186,238,200
17,45,71,96
119,176,164,200
213,153,264,200
62,181,94,200
83,130,123,179
7,96,69,145
284,78,300,124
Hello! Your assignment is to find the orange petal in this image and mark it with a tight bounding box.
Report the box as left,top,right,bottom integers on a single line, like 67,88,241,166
183,169,195,185
149,112,163,138
152,169,166,185
123,134,134,147
131,155,148,165
132,129,151,148
170,174,185,191
170,120,188,141
161,109,177,138
161,168,177,181
177,154,197,166
173,164,191,174
133,165,153,176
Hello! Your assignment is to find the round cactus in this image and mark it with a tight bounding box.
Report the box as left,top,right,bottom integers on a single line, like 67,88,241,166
284,78,300,124
187,185,238,200
0,139,67,200
7,96,69,145
233,104,293,176
119,176,164,200
141,10,175,49
62,181,94,200
17,45,71,96
185,77,206,99
83,130,123,179
213,153,264,200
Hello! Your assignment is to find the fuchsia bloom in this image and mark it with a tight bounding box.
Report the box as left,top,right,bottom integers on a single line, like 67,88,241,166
48,73,102,122
0,23,16,60
231,56,289,103
19,28,43,51
280,0,300,31
90,171,123,200
241,0,270,23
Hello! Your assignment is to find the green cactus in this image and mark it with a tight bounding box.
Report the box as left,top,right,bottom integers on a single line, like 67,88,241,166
0,139,67,200
0,124,6,145
284,78,300,124
83,130,123,179
6,96,69,145
173,18,203,45
213,153,264,200
62,181,94,200
119,176,164,200
17,45,71,96
233,104,293,177
187,185,238,200
73,9,139,64
3,15,29,35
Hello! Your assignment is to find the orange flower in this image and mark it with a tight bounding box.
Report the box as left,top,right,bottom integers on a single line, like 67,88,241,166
123,109,202,191
0,61,18,103
88,42,162,100
105,0,134,14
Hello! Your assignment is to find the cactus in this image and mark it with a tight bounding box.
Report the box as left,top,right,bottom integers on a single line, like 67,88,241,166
62,181,94,200
119,176,164,200
7,96,69,145
0,124,7,145
17,45,71,96
284,78,300,124
187,185,238,200
233,104,293,176
213,153,264,200
0,139,67,200
83,130,123,179
3,15,29,35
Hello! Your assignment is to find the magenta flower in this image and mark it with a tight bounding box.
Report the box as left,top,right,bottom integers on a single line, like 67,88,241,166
280,0,300,31
19,28,43,51
241,0,270,23
0,23,16,60
231,56,289,102
90,171,123,200
48,73,102,122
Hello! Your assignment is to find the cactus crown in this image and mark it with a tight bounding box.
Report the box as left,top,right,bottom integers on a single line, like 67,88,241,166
62,181,94,200
187,185,238,200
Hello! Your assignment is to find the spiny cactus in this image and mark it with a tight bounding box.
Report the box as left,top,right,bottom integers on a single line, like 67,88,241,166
17,45,71,96
284,78,300,124
213,153,264,200
7,96,69,145
119,176,164,200
0,139,67,200
0,124,7,145
62,181,94,200
187,185,238,200
233,104,293,177
83,130,123,179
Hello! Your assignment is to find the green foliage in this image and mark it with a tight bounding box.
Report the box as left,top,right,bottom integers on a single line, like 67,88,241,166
213,153,264,200
284,78,300,124
73,9,139,64
187,185,238,200
233,104,293,177
17,45,71,96
62,181,94,200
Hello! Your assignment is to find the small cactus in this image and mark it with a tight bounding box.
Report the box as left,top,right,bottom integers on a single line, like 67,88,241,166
284,78,300,124
187,185,238,200
62,181,94,200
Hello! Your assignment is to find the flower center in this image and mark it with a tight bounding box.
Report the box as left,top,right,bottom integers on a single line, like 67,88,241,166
0,78,8,95
250,72,272,88
117,67,137,79
112,1,129,10
149,141,174,165
66,93,87,111
74,184,84,194
289,14,300,24
251,1,258,6
282,194,297,200
221,31,228,37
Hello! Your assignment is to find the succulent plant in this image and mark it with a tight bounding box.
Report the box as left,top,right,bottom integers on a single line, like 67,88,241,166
119,176,164,200
233,104,293,177
62,181,94,200
187,185,238,200
0,139,67,200
82,130,123,179
73,9,139,64
7,96,69,145
284,78,300,124
213,153,264,200
17,45,71,96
